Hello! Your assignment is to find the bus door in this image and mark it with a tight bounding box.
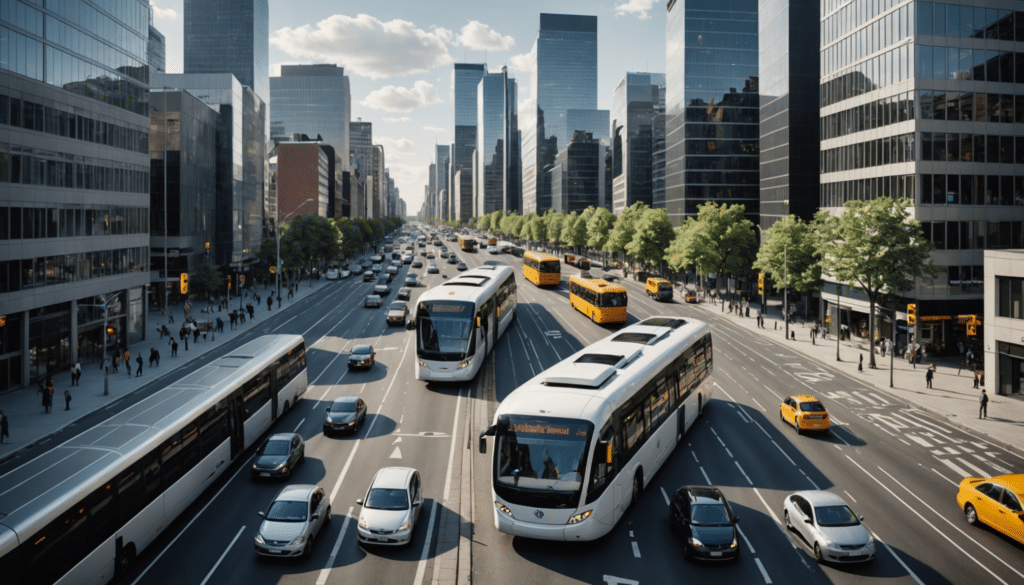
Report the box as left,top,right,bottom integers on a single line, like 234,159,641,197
269,369,279,421
229,394,245,458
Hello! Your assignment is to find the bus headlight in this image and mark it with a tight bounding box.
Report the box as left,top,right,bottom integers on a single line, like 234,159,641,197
494,501,513,517
458,358,473,369
567,510,592,524
418,360,426,367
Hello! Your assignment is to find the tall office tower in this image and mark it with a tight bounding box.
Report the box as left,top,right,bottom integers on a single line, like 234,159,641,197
611,73,666,216
476,70,520,215
665,0,759,227
1,0,153,390
651,83,667,209
270,65,351,171
550,131,608,214
427,162,437,219
505,70,522,215
522,13,598,215
349,120,373,216
148,9,166,76
759,0,819,231
435,145,451,219
152,73,267,272
453,64,486,222
819,1,1024,358
447,142,457,221
184,0,269,103
372,145,385,218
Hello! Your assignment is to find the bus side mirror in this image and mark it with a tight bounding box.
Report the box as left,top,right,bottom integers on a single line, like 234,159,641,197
479,425,495,454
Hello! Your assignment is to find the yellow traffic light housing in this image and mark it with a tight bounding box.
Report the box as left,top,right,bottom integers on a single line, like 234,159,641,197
179,273,189,294
758,273,764,295
907,303,917,325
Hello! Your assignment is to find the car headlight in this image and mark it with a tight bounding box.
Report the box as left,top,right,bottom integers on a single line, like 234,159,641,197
495,501,513,517
358,517,369,529
567,510,592,524
398,519,413,531
688,537,704,548
821,538,833,549
289,535,306,546
277,464,288,472
730,536,738,548
255,533,266,544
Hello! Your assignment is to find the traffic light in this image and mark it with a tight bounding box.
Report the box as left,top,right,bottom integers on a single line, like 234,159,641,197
907,303,916,325
240,274,246,287
758,273,764,295
227,275,232,290
967,315,978,336
179,273,189,294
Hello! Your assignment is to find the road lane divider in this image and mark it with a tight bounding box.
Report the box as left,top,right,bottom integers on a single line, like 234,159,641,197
870,529,925,585
200,525,245,585
315,508,354,585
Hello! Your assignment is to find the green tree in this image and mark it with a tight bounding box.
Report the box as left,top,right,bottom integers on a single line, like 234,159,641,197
563,211,587,251
519,213,537,242
352,218,373,251
666,203,756,303
500,211,523,240
527,213,547,244
491,210,505,235
190,259,224,303
815,197,939,368
333,217,364,257
586,207,616,262
752,215,821,295
626,208,675,271
254,237,278,279
544,209,566,249
606,202,648,257
281,215,341,281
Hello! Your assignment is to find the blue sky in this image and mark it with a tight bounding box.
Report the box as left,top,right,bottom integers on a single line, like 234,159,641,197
150,1,667,213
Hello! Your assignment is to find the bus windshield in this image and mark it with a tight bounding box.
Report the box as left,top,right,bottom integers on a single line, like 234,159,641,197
417,301,475,361
539,261,560,273
494,416,592,509
598,292,627,308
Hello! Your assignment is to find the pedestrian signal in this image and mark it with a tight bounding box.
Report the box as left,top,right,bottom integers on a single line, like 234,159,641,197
179,273,189,294
907,303,917,325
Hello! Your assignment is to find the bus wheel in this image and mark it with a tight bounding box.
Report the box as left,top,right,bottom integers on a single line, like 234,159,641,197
115,544,136,579
697,396,703,417
631,472,643,508
283,400,290,414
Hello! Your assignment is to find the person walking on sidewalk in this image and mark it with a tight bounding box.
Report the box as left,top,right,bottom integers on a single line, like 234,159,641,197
973,369,981,389
64,390,71,411
267,295,273,311
135,355,143,377
170,339,178,357
43,378,54,413
979,389,988,419
925,365,935,388
0,409,9,444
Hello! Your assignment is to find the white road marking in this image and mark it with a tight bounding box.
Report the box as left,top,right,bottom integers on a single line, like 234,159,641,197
393,437,402,443
750,397,766,411
895,411,954,436
441,388,464,502
930,467,959,486
871,530,925,585
736,408,752,423
736,524,755,553
700,466,712,485
938,459,971,479
292,419,304,432
868,392,890,405
631,541,641,558
412,501,439,585
660,487,670,506
857,392,879,406
725,447,733,458
843,490,857,503
974,454,1011,474
754,557,773,584
944,447,959,455
200,524,245,585
955,457,989,478
799,469,820,490
735,461,752,485
603,576,639,585
771,441,796,465
691,451,699,463
906,434,932,448
389,446,402,459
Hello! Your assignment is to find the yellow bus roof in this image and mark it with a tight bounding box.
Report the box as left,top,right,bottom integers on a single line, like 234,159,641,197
570,276,626,293
647,277,671,285
523,251,561,263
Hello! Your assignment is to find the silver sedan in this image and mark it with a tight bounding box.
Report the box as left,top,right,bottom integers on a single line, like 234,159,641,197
783,490,875,563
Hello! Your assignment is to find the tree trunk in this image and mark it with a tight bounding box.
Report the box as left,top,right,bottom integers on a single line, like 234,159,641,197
868,296,877,369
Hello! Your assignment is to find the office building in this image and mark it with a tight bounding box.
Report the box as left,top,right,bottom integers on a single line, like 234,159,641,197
184,0,269,103
550,131,608,214
453,63,486,222
985,249,1024,396
611,73,665,216
148,12,166,76
350,120,373,216
276,142,335,220
150,90,218,310
522,13,598,215
819,0,1024,356
759,0,820,231
1,0,153,390
270,64,350,170
476,69,519,215
664,0,760,227
152,73,266,272
433,145,450,220
372,144,384,218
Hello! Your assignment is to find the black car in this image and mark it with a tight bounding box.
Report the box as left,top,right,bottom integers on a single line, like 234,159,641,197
348,345,376,370
412,260,423,268
323,397,367,435
251,433,305,479
363,271,376,283
447,255,458,264
396,287,411,301
669,486,740,562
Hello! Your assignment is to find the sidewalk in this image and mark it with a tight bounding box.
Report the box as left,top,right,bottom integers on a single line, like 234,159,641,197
0,274,338,464
683,289,1024,458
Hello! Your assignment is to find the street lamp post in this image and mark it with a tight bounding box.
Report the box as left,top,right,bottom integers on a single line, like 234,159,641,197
784,246,789,342
276,198,315,303
100,293,115,396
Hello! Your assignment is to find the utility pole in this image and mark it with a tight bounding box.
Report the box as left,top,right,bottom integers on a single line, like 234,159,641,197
784,246,789,342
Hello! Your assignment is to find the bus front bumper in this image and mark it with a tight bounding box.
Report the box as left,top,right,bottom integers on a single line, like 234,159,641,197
494,509,601,541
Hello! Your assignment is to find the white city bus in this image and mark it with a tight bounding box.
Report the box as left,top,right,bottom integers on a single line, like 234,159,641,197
0,335,307,585
415,264,516,381
480,317,713,541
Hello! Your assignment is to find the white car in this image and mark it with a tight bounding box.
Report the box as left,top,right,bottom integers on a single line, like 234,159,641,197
339,269,351,279
255,484,330,558
385,265,399,275
487,245,499,254
783,491,875,564
325,268,340,280
426,262,439,274
356,467,424,546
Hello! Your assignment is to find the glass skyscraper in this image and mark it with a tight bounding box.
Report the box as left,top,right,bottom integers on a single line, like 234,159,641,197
611,72,666,216
477,69,519,215
758,0,819,231
550,131,607,214
453,63,485,222
522,13,598,215
270,64,350,170
184,0,269,103
1,0,153,390
433,144,450,220
664,0,760,227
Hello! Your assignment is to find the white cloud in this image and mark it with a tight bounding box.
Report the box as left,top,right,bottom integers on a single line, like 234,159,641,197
509,42,536,75
455,21,515,51
377,136,416,155
361,81,441,113
382,116,412,122
614,0,660,20
150,2,177,20
271,14,453,80
423,126,446,133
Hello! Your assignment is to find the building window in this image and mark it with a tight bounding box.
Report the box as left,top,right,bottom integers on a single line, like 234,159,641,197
998,276,1024,319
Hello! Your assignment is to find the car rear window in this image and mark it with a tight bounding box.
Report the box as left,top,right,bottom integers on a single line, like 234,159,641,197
800,402,826,412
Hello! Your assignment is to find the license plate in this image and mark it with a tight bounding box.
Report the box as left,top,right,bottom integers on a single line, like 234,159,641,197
261,473,269,477
269,549,281,554
375,536,389,542
710,552,722,557
813,424,821,428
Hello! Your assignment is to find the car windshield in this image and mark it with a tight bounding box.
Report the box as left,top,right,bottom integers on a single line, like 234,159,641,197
260,440,290,456
330,400,357,413
352,345,371,356
417,301,474,360
378,279,388,285
365,488,409,510
265,500,307,522
800,402,826,412
390,303,406,311
815,505,860,526
494,416,592,509
658,283,672,291
599,292,627,308
691,504,731,526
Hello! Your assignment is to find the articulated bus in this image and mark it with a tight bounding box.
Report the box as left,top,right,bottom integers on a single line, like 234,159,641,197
0,335,307,585
522,251,561,287
480,317,713,541
459,236,478,252
569,276,628,324
415,264,516,381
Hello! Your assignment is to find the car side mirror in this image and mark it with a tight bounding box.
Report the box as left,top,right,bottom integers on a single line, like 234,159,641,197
257,511,265,517
733,516,740,523
412,501,420,507
805,517,813,524
356,498,363,506
311,514,319,521
858,515,864,522
326,407,331,412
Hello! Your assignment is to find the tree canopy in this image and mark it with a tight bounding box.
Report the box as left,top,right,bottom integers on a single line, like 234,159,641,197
626,208,674,267
752,215,821,293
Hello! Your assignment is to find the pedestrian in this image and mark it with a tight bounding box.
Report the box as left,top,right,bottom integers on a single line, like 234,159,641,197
74,361,82,385
124,350,131,377
925,365,935,388
184,333,189,351
745,306,750,318
192,326,200,344
168,311,174,324
238,310,246,324
246,302,254,320
179,325,186,341
858,353,864,372
288,287,294,299
277,294,282,308
204,320,211,341
148,348,156,367
135,355,143,377
229,311,237,329
64,390,71,411
880,340,886,358
44,377,54,413
0,409,8,444
216,317,224,332
810,328,815,345
267,295,273,311
973,370,980,389
112,354,121,373
171,339,178,357
979,389,988,419
909,347,917,369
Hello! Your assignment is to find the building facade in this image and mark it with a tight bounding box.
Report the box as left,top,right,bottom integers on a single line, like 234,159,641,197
349,120,373,216
665,0,760,227
1,0,153,390
372,144,384,218
148,16,166,76
522,13,598,215
758,0,820,231
476,70,519,215
270,64,350,170
183,0,269,103
611,72,666,216
453,63,486,222
550,131,608,214
276,142,331,220
433,144,450,221
984,249,1024,396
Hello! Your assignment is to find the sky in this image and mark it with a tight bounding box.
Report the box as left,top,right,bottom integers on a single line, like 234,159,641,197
149,0,667,215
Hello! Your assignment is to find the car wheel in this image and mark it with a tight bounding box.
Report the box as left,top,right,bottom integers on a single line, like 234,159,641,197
299,451,305,465
682,542,692,562
283,400,290,414
784,510,791,529
780,409,785,422
964,503,978,525
303,541,313,558
813,542,824,562
325,505,332,524
795,422,802,435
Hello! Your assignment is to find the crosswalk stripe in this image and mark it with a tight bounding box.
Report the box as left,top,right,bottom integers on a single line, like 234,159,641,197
973,454,1011,475
944,447,959,455
857,393,879,406
868,393,890,405
907,434,933,448
955,457,990,477
899,411,954,435
938,459,970,478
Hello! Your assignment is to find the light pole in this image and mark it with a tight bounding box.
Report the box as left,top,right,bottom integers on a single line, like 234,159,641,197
784,246,789,342
754,225,766,314
276,198,315,303
99,293,116,396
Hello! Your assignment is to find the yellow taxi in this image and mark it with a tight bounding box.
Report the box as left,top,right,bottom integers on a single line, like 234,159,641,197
780,395,830,434
956,474,1024,545
684,290,697,303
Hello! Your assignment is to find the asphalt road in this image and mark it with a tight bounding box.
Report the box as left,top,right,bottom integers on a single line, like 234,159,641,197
26,236,1024,585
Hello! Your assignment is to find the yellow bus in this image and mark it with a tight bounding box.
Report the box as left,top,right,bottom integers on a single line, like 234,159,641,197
459,236,478,252
522,251,561,286
569,276,628,324
487,237,498,247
